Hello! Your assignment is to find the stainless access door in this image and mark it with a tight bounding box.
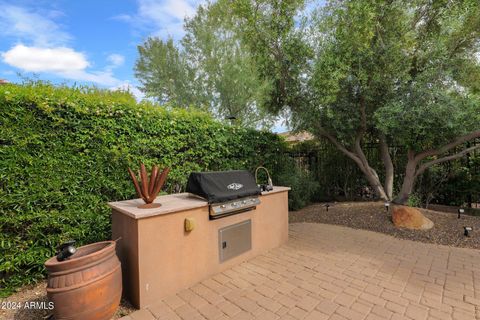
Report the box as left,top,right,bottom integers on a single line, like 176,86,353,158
218,219,252,262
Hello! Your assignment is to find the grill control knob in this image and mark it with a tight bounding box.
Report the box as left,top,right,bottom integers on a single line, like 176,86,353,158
220,205,226,208
232,202,238,207
242,200,247,204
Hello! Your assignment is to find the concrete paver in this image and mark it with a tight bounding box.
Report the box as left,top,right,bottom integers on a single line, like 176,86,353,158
122,223,480,320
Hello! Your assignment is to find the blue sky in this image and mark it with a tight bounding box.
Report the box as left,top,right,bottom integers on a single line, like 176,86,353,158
0,0,293,131
0,0,204,99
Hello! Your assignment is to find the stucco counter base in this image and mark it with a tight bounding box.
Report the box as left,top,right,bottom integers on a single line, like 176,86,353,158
109,186,290,309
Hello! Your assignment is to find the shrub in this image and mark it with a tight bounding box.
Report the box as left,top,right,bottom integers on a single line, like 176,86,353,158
0,82,290,296
274,157,320,210
406,193,422,208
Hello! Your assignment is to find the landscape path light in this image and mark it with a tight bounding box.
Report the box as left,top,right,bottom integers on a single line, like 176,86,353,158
464,226,473,237
384,202,390,212
458,208,465,219
226,115,237,124
56,240,77,261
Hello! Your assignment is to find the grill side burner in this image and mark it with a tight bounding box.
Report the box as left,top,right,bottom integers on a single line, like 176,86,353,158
186,170,261,219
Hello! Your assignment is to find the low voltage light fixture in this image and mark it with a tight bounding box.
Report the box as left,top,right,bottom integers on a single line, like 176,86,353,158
384,202,390,212
56,240,76,261
325,203,330,212
458,208,465,219
464,226,473,237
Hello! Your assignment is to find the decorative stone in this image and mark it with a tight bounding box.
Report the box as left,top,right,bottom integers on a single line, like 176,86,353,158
392,205,434,230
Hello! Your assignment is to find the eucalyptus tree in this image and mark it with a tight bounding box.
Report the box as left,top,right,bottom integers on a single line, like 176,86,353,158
135,38,202,108
224,0,311,114
182,3,273,127
134,3,273,127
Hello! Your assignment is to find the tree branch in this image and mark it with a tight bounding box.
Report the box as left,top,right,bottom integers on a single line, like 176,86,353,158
415,144,480,178
315,126,364,169
316,125,388,201
353,95,369,168
414,130,480,162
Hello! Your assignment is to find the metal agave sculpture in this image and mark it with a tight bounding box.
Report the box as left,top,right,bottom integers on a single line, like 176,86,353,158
128,163,170,208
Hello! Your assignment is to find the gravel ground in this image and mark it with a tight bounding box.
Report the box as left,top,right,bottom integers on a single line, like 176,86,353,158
290,201,480,249
0,281,134,320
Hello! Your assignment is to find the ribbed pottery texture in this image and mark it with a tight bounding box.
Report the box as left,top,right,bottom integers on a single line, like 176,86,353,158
45,241,122,320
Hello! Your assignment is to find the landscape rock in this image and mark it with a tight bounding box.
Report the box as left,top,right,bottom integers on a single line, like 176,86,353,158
392,205,434,230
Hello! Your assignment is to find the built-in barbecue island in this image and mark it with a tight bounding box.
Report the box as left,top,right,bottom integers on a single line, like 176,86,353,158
109,170,289,309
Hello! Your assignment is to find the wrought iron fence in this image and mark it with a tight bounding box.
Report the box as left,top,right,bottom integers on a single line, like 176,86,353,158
279,138,480,207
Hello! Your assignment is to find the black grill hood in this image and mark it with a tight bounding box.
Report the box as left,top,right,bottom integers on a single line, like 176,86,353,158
186,170,261,203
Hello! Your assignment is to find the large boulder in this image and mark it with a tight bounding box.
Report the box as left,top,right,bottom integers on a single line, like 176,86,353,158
392,205,434,230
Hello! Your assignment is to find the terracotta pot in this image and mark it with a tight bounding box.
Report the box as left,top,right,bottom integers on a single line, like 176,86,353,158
45,241,122,320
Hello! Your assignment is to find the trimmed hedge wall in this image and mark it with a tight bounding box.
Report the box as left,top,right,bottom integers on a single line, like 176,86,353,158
0,82,288,296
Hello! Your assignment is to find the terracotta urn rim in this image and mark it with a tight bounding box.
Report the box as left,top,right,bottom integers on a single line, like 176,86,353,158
45,240,115,272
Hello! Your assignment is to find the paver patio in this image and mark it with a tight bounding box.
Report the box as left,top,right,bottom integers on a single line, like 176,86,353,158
121,223,480,320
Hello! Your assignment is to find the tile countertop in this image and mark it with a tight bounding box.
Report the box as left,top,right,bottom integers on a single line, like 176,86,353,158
108,186,291,220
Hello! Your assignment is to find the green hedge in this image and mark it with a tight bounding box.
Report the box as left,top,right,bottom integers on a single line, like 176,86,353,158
0,82,289,296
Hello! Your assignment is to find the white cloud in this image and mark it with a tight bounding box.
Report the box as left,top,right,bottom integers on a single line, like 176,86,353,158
60,70,122,87
107,54,125,68
117,0,203,39
139,0,195,22
0,3,134,88
0,3,71,46
1,44,124,87
2,44,89,73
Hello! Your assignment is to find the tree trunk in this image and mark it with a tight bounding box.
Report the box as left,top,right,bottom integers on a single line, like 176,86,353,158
393,152,417,205
384,166,394,200
379,134,394,200
317,128,390,201
360,165,389,201
394,175,415,205
319,128,480,206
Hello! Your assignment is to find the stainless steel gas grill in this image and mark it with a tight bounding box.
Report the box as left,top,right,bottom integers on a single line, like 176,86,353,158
186,170,262,219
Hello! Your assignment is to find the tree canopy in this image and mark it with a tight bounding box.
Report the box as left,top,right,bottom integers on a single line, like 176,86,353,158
135,0,480,203
135,2,273,127
299,0,480,202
